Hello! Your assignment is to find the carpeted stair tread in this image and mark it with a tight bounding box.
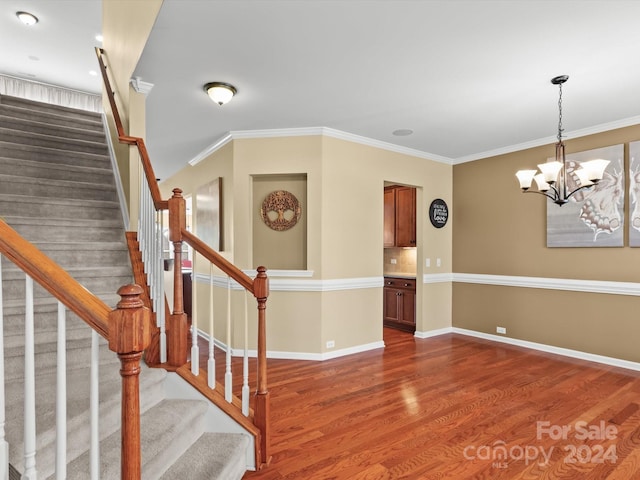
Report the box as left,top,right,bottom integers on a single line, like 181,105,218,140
159,433,249,480
0,95,101,123
0,194,120,220
63,398,209,480
0,115,107,143
0,141,111,169
2,216,125,243
0,103,103,132
0,126,108,156
0,156,114,184
0,173,119,202
1,292,121,312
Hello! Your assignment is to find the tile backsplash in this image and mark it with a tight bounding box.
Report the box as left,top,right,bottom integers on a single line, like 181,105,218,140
384,247,417,274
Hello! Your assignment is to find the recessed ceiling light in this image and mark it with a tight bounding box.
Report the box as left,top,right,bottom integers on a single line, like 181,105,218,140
16,11,38,26
95,34,103,42
392,129,413,136
89,70,98,76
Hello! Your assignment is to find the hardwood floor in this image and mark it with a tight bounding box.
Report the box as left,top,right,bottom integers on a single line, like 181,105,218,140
202,328,640,479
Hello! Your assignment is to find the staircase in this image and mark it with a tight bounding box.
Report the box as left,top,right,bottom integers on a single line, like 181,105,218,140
0,94,248,479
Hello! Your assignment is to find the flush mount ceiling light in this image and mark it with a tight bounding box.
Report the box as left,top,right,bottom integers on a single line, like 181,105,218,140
16,11,38,26
204,82,237,106
515,75,609,206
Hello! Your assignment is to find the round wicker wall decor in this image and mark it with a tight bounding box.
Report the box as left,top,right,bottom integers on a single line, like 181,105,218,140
260,190,302,231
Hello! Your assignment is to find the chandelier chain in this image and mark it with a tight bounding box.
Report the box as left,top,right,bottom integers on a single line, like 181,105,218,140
557,82,564,143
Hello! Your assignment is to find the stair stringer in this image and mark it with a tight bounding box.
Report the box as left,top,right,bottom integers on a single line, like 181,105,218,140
162,371,257,471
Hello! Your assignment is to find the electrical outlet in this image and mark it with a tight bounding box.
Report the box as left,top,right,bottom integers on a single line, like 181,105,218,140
425,258,431,267
390,258,397,264
436,258,441,267
326,340,335,349
496,326,506,334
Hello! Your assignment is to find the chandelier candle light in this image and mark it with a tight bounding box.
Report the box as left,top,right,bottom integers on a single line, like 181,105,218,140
515,75,610,206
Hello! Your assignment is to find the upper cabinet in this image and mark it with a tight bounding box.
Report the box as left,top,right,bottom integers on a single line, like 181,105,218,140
384,185,416,247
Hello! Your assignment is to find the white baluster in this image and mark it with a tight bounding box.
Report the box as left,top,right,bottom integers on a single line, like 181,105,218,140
0,256,8,480
23,275,37,480
159,213,167,364
225,276,232,402
90,330,100,480
138,167,145,269
242,290,250,416
55,302,66,479
191,254,199,375
207,263,215,388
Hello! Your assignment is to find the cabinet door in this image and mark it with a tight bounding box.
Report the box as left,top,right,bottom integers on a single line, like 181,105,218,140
383,187,396,247
399,289,416,326
395,186,416,247
383,287,400,322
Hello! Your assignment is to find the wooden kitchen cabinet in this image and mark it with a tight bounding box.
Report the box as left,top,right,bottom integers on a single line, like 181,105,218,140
383,185,416,247
383,276,416,333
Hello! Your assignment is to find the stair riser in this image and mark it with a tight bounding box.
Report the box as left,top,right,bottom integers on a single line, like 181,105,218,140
1,274,133,302
0,116,107,143
0,142,111,169
0,105,103,132
0,198,120,220
29,248,130,267
6,222,125,243
0,95,101,123
4,343,119,381
4,327,97,356
0,157,115,185
1,178,119,202
0,128,108,156
3,318,92,349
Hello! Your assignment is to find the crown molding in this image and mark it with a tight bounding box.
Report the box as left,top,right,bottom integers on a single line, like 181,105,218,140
188,126,454,167
453,115,640,165
130,77,154,95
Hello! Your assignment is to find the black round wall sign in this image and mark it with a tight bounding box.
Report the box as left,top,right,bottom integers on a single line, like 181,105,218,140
429,199,448,228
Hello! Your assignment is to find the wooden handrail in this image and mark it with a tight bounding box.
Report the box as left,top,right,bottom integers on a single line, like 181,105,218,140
0,219,110,338
181,229,255,293
95,47,166,211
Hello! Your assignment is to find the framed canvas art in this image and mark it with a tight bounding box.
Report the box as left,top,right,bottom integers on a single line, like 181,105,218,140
629,141,640,246
547,144,624,247
195,178,222,251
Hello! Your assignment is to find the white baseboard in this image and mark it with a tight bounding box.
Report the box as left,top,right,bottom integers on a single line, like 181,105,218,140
414,326,640,372
196,327,384,361
414,327,452,339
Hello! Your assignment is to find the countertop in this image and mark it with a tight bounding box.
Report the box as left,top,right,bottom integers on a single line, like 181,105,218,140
383,272,416,279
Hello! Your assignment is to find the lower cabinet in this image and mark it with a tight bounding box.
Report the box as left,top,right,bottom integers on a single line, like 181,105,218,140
383,277,416,333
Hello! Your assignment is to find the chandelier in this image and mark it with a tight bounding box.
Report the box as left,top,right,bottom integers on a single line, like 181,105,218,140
515,75,609,206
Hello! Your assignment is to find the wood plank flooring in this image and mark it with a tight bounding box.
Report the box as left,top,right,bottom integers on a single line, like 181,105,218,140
202,328,640,479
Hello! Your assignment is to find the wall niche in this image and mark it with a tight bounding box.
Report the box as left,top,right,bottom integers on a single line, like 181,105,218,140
252,173,307,270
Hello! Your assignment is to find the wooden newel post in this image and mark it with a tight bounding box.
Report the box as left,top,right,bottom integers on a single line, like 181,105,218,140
108,284,152,480
253,266,271,467
167,188,188,366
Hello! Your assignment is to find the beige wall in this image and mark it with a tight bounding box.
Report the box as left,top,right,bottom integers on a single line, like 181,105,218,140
163,134,453,354
453,124,640,361
102,0,163,227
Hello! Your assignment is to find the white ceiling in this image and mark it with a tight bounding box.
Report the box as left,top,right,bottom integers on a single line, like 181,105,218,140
3,1,640,180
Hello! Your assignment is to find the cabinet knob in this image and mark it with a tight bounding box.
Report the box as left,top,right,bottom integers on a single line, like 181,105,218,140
404,283,410,287
397,292,402,296
386,281,392,285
